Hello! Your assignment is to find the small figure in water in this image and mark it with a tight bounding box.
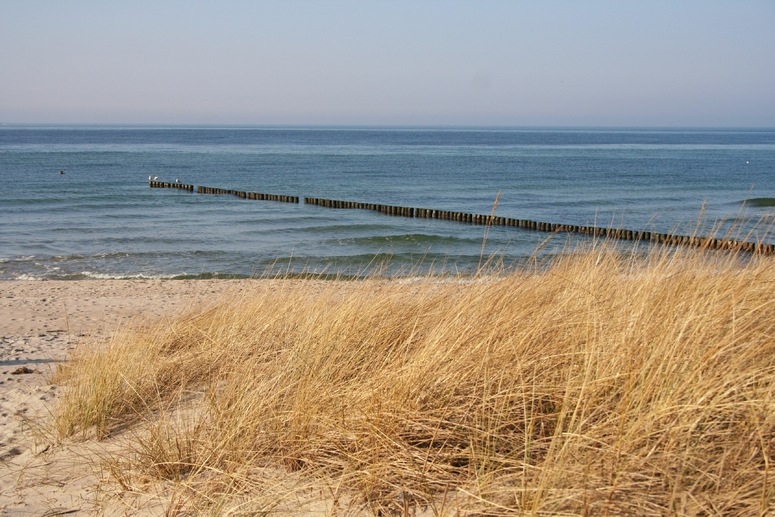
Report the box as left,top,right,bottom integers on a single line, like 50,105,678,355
59,170,64,175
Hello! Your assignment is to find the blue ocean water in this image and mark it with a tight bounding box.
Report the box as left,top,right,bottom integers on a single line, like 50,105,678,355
1,126,774,279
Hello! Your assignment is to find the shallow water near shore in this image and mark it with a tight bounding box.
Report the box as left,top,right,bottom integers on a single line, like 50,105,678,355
1,126,774,279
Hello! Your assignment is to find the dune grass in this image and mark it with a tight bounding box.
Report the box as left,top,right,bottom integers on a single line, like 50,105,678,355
53,242,775,515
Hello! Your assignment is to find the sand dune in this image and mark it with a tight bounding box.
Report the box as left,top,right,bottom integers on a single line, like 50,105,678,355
0,279,255,515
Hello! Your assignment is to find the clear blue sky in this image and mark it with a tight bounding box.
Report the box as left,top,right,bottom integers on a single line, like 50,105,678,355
2,1,773,126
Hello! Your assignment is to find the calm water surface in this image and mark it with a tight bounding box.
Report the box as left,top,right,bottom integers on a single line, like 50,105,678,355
1,126,774,279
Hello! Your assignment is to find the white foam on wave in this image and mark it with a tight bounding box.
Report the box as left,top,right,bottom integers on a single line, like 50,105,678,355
78,271,179,280
14,274,44,281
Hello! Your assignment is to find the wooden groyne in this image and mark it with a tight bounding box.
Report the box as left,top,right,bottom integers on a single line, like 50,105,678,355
149,182,775,256
149,180,194,192
197,186,299,203
305,197,774,255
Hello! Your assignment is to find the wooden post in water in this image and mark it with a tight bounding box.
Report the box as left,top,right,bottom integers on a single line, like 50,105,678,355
150,184,772,256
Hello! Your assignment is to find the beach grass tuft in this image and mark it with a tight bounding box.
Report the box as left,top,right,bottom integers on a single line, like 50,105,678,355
53,241,775,514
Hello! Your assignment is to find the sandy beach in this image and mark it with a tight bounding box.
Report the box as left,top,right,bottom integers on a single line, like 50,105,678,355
0,279,259,515
2,248,773,516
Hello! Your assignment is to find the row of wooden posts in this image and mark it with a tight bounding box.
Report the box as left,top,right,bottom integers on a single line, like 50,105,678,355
304,197,774,255
197,185,299,203
149,181,775,256
149,180,194,192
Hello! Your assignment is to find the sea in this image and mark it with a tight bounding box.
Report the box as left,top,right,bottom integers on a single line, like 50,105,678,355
1,126,774,280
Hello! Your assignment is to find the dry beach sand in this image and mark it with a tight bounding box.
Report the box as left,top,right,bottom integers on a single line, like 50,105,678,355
0,279,260,515
3,250,773,515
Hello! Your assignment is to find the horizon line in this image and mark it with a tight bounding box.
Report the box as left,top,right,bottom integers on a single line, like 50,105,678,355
2,122,775,131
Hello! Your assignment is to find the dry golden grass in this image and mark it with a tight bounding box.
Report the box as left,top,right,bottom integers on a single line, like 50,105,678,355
53,242,775,515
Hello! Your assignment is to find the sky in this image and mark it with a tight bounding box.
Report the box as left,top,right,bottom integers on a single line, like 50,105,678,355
1,1,774,127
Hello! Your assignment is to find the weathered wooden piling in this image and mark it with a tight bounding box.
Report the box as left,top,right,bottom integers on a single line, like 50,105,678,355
153,181,773,256
149,180,194,191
